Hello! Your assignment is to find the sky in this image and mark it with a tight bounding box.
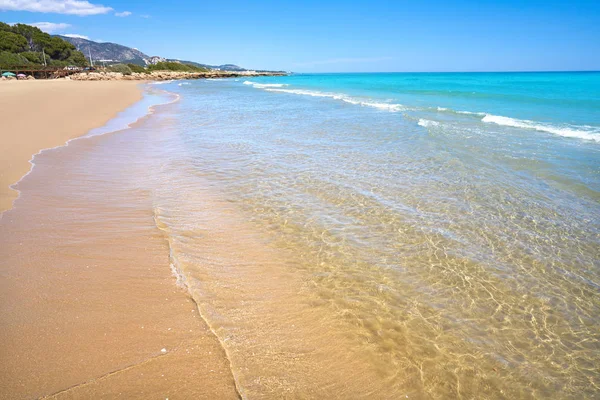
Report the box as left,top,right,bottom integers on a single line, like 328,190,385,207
1,0,599,72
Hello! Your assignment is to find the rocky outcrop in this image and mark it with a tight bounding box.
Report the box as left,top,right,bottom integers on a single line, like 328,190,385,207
69,70,287,81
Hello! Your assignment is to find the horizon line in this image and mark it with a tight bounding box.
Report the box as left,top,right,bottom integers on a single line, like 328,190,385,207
289,69,600,74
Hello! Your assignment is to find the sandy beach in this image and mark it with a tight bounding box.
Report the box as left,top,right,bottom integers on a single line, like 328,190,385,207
0,80,143,213
0,81,239,398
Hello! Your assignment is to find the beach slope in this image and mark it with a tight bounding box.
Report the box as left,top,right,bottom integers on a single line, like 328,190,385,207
0,81,239,398
0,80,141,213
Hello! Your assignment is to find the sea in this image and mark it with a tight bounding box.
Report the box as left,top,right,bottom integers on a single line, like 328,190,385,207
28,72,600,398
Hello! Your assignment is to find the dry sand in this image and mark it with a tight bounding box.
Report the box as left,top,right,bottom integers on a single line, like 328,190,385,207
0,81,239,399
0,80,142,213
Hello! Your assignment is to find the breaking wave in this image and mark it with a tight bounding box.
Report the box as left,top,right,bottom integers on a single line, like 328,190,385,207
243,81,288,88
418,119,440,128
262,87,406,112
482,114,600,142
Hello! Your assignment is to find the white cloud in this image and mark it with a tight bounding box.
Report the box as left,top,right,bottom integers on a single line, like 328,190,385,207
63,33,90,39
115,10,131,17
140,14,150,18
29,21,71,33
0,0,113,16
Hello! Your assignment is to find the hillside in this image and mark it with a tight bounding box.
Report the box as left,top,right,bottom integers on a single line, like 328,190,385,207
0,22,87,68
57,35,149,66
59,36,252,71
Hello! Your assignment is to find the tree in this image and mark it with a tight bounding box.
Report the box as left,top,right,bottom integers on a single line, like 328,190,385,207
0,22,12,32
0,51,30,67
11,23,44,51
0,31,28,53
68,51,88,67
0,22,91,68
20,51,43,63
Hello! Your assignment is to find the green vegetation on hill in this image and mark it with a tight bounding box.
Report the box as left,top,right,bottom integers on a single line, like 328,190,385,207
147,61,209,73
0,22,87,68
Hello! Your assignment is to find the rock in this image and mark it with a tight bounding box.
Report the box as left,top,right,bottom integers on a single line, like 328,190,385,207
62,69,285,82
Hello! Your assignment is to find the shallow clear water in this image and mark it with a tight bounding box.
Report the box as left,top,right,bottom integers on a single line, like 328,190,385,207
128,75,598,398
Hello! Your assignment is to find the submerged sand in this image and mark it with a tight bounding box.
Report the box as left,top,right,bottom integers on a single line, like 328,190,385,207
0,82,239,398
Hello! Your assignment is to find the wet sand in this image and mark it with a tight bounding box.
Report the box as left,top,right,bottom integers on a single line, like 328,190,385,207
0,84,239,398
0,80,142,213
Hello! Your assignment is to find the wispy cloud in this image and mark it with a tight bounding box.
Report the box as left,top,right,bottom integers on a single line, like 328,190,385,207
63,33,89,39
294,57,394,68
26,21,71,33
140,14,150,18
0,0,113,16
115,10,131,17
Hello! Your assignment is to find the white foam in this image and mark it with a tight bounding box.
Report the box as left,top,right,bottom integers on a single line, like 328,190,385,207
243,80,288,88
418,119,440,128
178,82,190,86
150,80,175,85
482,114,600,142
457,110,487,116
263,88,406,112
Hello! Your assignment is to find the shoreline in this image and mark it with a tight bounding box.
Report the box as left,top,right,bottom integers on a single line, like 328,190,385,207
0,80,144,214
68,70,285,82
0,83,240,398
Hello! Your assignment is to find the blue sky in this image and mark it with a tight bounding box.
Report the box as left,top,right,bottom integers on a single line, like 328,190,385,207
1,0,599,72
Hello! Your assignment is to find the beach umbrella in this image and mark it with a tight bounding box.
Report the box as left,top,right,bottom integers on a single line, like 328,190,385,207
17,73,26,78
2,72,16,77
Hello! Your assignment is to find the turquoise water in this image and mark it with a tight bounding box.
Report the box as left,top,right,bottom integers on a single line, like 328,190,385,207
240,72,600,198
250,72,600,134
143,74,599,398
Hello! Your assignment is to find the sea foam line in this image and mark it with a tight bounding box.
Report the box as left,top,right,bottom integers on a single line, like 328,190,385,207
418,119,440,128
261,87,407,112
151,206,245,398
243,80,288,88
481,114,600,142
244,81,406,112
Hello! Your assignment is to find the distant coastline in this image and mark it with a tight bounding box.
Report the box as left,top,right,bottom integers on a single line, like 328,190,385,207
67,69,288,81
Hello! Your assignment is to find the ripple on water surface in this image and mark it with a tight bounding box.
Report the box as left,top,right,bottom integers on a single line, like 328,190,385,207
93,78,600,398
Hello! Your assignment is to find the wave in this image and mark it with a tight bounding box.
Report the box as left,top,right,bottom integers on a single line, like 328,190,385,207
457,110,487,116
246,83,599,142
418,119,440,128
482,114,600,142
149,80,175,85
432,106,486,117
178,82,190,86
243,81,288,88
263,88,406,112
